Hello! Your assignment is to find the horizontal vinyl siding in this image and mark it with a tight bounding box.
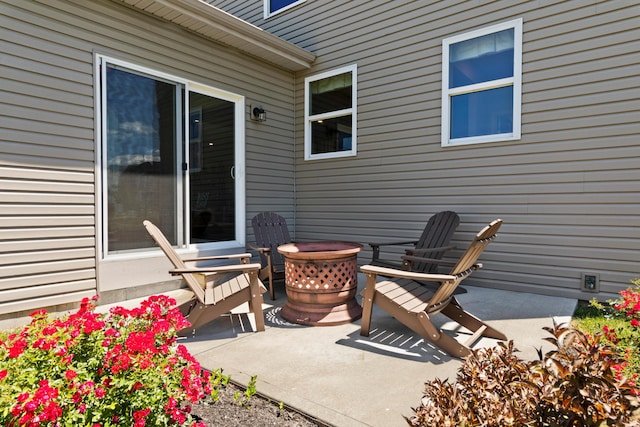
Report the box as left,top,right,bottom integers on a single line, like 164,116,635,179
0,163,96,313
215,0,640,300
1,0,296,311
1,0,98,313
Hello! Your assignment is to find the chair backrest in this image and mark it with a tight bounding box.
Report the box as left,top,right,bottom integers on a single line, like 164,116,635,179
412,210,460,273
429,219,502,309
143,220,206,303
449,219,502,276
251,212,291,268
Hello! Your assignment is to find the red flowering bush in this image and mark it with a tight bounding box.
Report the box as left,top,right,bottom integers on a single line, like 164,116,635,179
0,295,221,426
586,279,640,395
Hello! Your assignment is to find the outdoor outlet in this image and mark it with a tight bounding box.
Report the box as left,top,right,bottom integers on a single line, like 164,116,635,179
581,273,599,293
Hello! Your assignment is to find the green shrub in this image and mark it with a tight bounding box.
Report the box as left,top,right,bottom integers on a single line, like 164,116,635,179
573,279,640,394
408,323,640,426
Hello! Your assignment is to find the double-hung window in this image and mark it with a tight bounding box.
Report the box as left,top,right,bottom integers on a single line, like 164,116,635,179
304,64,357,160
264,0,304,18
442,19,522,146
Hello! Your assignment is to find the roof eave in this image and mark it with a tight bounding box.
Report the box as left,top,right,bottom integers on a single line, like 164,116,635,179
115,0,315,71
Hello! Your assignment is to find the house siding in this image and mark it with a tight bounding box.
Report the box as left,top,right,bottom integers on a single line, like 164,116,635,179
211,0,640,300
1,0,296,313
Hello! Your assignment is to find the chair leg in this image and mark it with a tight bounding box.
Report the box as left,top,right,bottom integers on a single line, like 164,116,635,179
177,299,215,337
176,297,200,336
441,297,507,341
265,256,276,300
259,267,275,301
268,270,275,301
359,273,377,337
416,311,471,358
248,272,265,331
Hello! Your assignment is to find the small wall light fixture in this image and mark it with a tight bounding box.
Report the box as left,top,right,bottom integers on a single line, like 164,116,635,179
251,106,267,122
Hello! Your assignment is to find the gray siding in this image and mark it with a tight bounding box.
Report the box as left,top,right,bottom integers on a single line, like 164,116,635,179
211,0,640,300
1,0,296,312
1,0,97,313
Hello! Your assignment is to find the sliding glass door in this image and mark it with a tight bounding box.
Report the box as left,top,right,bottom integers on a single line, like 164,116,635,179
100,58,243,256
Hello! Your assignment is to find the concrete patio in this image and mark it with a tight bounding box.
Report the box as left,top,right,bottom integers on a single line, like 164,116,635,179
0,273,577,426
173,274,577,427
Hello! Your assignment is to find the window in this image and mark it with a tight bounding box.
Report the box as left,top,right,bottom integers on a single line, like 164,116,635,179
441,19,522,146
304,64,357,160
96,56,245,257
264,0,304,18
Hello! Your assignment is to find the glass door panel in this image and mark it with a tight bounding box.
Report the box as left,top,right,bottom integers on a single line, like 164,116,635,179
105,65,179,252
189,92,236,243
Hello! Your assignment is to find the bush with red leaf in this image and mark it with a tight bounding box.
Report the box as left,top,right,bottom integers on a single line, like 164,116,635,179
408,324,640,426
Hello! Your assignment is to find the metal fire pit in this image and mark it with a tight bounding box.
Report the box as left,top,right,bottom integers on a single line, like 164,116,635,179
277,241,363,326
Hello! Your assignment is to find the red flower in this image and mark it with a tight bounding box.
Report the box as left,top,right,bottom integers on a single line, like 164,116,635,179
125,331,157,354
29,309,47,318
139,357,154,370
8,337,27,358
133,408,151,427
94,386,106,399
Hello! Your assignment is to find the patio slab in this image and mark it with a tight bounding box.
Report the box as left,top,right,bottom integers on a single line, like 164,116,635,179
0,276,576,426
177,274,577,427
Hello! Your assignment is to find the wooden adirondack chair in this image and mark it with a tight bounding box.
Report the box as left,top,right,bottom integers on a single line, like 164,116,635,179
360,219,506,358
249,212,292,300
368,210,460,274
143,220,266,335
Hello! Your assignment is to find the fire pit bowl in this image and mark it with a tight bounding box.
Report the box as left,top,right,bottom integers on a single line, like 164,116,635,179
277,241,363,326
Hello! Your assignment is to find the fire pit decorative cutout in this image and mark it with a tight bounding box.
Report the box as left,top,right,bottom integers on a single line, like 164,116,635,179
277,241,363,326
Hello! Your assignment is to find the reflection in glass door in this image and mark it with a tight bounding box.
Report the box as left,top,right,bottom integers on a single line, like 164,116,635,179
188,92,236,243
105,64,179,252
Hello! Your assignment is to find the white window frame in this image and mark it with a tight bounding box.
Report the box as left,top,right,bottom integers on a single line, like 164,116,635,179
304,64,357,161
94,54,246,260
441,18,523,147
264,0,305,19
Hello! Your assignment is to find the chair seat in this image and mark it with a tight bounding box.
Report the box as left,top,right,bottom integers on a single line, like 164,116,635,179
374,279,436,312
208,274,268,304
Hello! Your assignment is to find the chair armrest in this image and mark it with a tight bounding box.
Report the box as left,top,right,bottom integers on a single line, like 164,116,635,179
360,264,456,282
401,256,483,271
183,253,253,263
369,240,418,264
247,244,271,254
368,240,418,249
405,245,456,255
170,263,262,275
